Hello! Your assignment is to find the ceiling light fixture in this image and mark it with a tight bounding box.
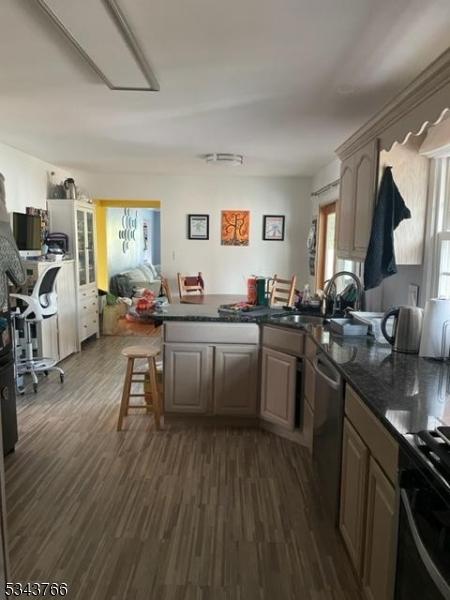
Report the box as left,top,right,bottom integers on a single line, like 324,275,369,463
204,153,244,166
33,0,160,91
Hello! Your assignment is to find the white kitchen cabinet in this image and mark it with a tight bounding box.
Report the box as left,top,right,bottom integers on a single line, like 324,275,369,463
340,386,398,600
48,199,99,348
164,343,213,413
353,140,379,255
163,323,260,417
21,259,78,362
260,347,296,429
336,139,379,260
336,158,355,257
339,418,369,576
378,135,429,265
214,345,258,415
363,457,397,600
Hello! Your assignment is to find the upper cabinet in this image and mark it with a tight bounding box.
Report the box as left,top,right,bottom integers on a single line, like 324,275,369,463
337,139,379,260
335,47,450,264
378,135,430,265
336,158,354,257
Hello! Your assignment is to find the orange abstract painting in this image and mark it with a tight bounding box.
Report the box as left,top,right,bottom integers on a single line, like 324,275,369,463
221,210,250,246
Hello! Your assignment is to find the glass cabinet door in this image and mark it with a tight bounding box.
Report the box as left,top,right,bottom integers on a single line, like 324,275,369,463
77,209,87,286
86,211,96,284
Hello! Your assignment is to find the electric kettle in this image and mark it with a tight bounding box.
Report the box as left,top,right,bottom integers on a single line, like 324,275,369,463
380,306,423,354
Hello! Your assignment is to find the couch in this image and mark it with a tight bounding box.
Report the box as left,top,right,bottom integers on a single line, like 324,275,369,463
109,263,162,298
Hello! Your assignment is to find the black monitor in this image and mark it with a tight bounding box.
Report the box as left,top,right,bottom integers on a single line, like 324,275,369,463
12,213,42,257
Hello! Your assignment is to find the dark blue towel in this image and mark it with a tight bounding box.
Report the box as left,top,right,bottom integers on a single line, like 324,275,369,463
364,166,411,290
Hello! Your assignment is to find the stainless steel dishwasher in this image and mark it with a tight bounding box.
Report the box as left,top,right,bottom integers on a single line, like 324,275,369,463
312,351,344,525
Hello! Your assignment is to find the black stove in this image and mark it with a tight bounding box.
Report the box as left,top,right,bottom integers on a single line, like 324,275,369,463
409,430,450,496
396,432,450,599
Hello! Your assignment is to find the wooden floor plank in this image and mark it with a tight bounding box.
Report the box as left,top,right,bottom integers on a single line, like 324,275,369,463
5,335,361,600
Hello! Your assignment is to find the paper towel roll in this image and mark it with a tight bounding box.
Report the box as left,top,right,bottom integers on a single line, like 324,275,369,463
419,299,450,358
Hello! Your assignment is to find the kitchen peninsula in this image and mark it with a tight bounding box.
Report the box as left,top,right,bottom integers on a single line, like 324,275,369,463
154,302,450,599
154,303,449,438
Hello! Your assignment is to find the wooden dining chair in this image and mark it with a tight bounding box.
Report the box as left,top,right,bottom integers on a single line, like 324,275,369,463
269,274,297,307
177,272,205,298
160,276,173,303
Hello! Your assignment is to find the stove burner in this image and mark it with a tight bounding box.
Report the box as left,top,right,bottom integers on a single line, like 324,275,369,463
417,430,450,480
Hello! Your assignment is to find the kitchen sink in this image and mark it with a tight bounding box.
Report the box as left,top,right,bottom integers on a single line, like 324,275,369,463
329,318,368,336
271,314,325,326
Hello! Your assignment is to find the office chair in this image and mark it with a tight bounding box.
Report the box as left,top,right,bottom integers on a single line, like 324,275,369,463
11,264,65,393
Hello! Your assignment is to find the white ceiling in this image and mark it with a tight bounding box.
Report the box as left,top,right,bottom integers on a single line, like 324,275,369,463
1,0,450,176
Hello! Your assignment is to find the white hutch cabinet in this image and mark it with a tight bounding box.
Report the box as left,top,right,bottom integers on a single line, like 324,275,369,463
47,199,99,347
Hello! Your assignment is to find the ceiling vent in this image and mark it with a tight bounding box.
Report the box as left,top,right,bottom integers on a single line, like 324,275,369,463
33,0,159,91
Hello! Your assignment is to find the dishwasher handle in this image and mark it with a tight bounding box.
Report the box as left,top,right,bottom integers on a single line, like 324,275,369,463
313,354,341,390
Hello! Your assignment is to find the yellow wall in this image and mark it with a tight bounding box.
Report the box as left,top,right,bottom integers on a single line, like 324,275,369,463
94,199,161,291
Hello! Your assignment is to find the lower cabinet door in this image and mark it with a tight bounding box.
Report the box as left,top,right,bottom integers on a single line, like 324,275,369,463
362,457,397,600
339,417,369,576
260,347,296,429
164,344,213,413
213,345,258,415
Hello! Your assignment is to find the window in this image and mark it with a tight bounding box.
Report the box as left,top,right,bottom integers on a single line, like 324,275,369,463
430,158,450,297
316,202,336,289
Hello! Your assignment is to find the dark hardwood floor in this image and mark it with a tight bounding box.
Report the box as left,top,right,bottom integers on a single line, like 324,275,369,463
5,335,361,600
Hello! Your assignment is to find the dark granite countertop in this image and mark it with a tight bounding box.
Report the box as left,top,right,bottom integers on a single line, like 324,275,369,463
153,305,450,446
307,325,450,439
151,303,290,322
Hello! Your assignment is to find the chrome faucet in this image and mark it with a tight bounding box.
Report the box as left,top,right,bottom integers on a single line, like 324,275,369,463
323,271,363,314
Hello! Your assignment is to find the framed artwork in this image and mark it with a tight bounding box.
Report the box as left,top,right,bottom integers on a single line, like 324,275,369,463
188,214,209,240
221,210,250,246
119,208,137,253
263,215,285,241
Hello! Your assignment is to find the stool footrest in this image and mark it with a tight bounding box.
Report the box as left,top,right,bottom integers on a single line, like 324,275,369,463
117,352,162,431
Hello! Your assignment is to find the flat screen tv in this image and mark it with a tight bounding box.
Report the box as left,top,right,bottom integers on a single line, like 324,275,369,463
12,213,42,257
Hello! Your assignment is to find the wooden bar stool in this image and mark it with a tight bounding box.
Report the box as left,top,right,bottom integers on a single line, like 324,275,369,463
117,345,162,431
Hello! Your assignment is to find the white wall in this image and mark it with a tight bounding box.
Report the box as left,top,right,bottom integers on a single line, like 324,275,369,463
107,208,158,277
0,141,69,213
74,171,312,294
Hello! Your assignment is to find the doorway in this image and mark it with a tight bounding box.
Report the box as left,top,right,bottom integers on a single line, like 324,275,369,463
94,199,161,291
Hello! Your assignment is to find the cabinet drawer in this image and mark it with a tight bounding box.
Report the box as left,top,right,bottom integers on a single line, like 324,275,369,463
303,358,315,410
345,385,398,484
79,296,98,313
304,335,318,360
79,286,97,301
164,322,259,344
80,310,98,339
262,326,304,356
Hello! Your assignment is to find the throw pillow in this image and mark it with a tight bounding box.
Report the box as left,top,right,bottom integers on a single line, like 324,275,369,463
140,264,155,281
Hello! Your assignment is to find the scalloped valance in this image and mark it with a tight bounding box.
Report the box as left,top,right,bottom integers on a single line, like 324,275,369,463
336,48,450,159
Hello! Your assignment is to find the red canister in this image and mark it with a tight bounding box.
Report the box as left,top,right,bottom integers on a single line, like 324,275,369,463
247,277,257,305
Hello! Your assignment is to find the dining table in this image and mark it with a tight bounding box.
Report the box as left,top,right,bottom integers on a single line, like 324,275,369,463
179,294,248,305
